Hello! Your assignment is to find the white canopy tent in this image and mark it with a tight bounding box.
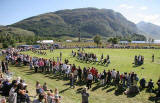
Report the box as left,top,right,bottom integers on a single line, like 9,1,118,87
37,40,54,44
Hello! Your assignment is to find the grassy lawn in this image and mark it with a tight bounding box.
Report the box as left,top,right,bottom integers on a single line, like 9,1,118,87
6,49,160,103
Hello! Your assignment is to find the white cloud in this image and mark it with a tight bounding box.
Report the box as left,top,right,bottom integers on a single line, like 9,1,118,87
119,4,134,9
133,14,160,25
117,4,160,26
138,14,159,21
139,6,148,10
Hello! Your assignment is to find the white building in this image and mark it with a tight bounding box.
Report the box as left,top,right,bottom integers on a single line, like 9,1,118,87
154,40,160,44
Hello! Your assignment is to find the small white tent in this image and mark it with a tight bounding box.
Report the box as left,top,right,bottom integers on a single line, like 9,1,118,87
37,40,54,44
66,40,72,42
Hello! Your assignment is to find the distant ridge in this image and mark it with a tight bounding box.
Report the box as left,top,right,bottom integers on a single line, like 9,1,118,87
137,21,160,39
10,7,145,40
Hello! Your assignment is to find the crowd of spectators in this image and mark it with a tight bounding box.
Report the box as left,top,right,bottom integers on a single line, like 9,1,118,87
0,48,159,103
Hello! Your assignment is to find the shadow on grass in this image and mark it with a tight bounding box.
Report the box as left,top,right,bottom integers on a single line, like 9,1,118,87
101,85,110,90
26,71,37,75
106,87,116,93
127,93,139,98
76,81,86,86
59,87,70,94
91,82,102,91
76,88,83,94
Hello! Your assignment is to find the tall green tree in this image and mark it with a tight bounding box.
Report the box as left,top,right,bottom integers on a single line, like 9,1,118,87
93,35,101,47
107,37,119,44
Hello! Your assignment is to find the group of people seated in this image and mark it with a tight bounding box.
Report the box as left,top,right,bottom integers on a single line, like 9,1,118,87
32,49,47,55
35,81,61,103
72,50,110,66
134,55,144,66
0,72,31,103
0,71,62,103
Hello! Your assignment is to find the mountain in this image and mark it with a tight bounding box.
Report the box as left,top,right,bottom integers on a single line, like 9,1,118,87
11,8,144,40
0,26,35,36
137,21,160,39
0,26,35,44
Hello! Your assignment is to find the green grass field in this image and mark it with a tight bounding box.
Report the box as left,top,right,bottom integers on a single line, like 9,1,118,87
7,49,160,103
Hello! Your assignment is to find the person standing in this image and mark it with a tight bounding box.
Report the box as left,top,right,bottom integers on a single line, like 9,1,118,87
70,73,75,88
87,72,93,89
1,61,6,73
34,60,39,73
78,66,82,81
60,52,62,62
81,87,89,103
5,61,8,71
103,70,107,84
29,61,33,70
152,54,154,62
83,67,87,82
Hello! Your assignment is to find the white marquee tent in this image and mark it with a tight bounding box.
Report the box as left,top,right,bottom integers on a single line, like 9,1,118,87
37,40,54,44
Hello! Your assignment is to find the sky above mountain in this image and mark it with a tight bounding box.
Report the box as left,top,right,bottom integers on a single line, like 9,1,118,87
0,0,160,26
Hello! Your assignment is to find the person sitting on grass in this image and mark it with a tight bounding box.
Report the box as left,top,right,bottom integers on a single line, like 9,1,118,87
46,91,54,103
2,78,11,96
8,84,17,103
33,93,47,103
157,78,160,91
139,78,146,89
43,82,49,91
94,56,98,64
147,79,154,92
98,53,103,64
17,83,30,103
106,59,111,66
54,88,61,103
36,81,41,97
102,58,107,65
155,89,160,102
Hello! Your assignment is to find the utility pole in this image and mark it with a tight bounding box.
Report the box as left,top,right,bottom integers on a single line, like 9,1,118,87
78,29,81,42
77,23,81,42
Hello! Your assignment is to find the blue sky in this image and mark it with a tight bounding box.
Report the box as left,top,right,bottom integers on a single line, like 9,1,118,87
0,0,160,25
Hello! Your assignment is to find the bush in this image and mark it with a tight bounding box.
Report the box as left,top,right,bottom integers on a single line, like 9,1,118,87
2,42,9,48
